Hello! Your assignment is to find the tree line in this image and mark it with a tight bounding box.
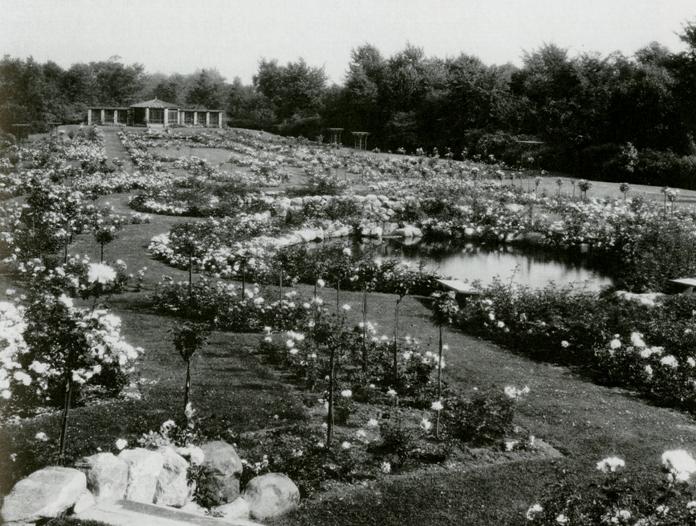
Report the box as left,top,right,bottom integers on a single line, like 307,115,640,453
1,21,696,185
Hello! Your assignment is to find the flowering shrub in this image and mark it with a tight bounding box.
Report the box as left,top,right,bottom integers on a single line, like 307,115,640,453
151,278,310,332
258,313,440,407
0,179,90,261
129,183,272,218
460,281,696,414
0,294,142,417
238,424,372,498
526,451,696,525
272,244,439,296
13,256,129,299
441,389,515,446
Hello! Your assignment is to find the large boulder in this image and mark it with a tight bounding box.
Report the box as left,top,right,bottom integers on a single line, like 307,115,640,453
154,447,191,507
382,222,400,236
360,223,383,238
298,228,323,242
242,473,300,520
175,445,205,466
77,452,128,502
212,497,250,521
615,290,666,308
504,203,525,214
199,440,243,505
327,225,352,238
73,490,96,514
118,448,164,503
1,466,87,523
392,224,422,238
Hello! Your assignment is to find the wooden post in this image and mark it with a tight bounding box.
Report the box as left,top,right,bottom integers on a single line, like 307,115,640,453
183,359,191,415
393,298,400,383
58,371,73,464
362,287,368,371
326,344,335,447
279,268,284,302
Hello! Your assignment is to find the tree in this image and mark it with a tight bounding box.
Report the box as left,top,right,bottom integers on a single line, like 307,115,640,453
92,58,145,105
186,69,225,108
153,78,182,104
15,293,141,462
431,292,459,438
172,323,209,417
254,58,327,121
670,20,696,151
342,44,386,133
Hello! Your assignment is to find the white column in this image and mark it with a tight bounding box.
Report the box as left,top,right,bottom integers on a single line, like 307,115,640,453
206,112,210,127
219,112,223,128
193,112,198,125
100,109,105,124
114,110,118,124
87,109,92,125
164,108,169,127
177,110,182,125
145,108,150,127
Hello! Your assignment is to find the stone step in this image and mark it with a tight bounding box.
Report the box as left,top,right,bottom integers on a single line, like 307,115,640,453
75,499,262,526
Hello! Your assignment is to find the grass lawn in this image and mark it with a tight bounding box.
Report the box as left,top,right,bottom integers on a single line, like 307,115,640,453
505,174,696,205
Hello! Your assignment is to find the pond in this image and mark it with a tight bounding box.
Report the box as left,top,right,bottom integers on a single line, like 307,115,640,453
352,239,614,291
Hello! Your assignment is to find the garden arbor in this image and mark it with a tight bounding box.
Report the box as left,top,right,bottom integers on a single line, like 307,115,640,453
326,127,343,148
352,131,370,150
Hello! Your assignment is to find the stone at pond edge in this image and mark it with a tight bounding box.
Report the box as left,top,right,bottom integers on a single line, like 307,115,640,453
199,440,243,505
212,497,250,520
76,452,129,502
154,446,192,507
242,473,300,520
118,447,164,503
1,466,87,523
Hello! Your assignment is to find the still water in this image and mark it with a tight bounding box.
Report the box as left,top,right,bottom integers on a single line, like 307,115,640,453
356,239,613,291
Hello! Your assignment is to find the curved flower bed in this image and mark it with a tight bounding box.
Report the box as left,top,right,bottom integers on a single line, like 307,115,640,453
149,183,696,292
152,278,311,332
129,188,274,217
460,280,696,413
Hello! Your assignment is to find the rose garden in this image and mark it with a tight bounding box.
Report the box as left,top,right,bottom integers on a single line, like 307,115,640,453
4,125,696,525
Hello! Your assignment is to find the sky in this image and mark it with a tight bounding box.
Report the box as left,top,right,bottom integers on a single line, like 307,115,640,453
1,0,694,84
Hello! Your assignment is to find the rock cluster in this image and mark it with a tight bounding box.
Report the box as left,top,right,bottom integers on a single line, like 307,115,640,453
1,439,300,524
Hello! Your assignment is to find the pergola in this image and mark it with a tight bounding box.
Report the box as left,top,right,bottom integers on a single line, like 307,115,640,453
87,98,225,128
352,131,370,150
10,124,31,141
326,128,344,148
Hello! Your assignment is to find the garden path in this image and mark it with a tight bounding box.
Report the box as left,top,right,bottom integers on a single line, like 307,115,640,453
102,127,135,173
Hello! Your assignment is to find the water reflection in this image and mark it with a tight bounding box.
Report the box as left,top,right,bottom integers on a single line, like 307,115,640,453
351,238,613,291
